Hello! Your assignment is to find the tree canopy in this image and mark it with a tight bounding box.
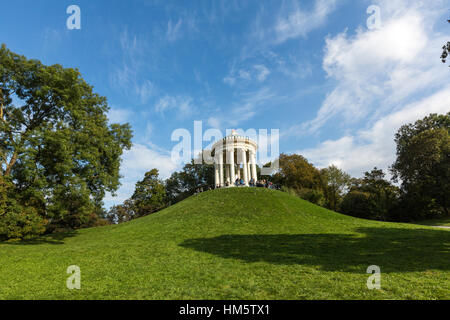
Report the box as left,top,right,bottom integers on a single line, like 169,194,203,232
391,113,450,217
0,44,132,237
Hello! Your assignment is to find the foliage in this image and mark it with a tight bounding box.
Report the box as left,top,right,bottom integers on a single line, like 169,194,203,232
165,159,215,204
391,113,450,218
0,207,47,241
297,188,325,207
0,177,47,240
131,169,167,217
441,19,450,67
320,165,351,211
272,153,321,191
107,169,167,223
343,168,401,221
340,190,376,219
107,200,137,224
0,44,132,235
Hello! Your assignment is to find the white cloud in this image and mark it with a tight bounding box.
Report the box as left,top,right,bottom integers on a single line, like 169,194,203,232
223,76,236,85
105,143,180,209
274,0,338,43
167,19,183,42
254,64,270,82
207,117,221,128
299,87,450,177
107,107,133,124
122,143,178,180
228,87,275,125
288,0,450,177
223,64,271,86
154,95,194,117
135,80,154,104
297,0,448,134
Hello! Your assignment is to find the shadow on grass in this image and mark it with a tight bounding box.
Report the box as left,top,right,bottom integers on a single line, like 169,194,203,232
180,227,450,272
1,230,78,245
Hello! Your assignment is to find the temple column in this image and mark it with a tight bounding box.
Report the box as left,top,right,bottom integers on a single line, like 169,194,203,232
229,149,235,186
214,164,219,187
219,150,224,186
242,149,249,186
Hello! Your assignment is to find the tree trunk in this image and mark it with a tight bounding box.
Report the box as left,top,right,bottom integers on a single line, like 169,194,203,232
4,152,18,176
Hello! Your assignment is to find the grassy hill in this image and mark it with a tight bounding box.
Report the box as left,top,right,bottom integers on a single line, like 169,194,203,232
1,188,449,300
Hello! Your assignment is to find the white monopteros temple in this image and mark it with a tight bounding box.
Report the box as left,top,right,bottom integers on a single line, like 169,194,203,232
211,130,258,187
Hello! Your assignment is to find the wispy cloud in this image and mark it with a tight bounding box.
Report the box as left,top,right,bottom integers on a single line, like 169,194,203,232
274,0,338,43
251,0,340,45
107,107,134,124
254,64,271,82
223,64,271,86
155,95,194,118
167,18,183,42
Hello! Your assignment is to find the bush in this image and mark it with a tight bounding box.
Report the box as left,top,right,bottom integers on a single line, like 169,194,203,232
340,191,379,220
298,188,325,207
0,177,47,240
281,186,325,207
0,206,47,240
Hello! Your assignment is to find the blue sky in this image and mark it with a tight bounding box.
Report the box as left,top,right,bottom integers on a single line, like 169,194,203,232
1,0,449,209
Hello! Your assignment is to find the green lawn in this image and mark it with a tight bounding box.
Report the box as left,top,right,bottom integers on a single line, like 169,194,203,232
412,217,450,227
1,188,449,299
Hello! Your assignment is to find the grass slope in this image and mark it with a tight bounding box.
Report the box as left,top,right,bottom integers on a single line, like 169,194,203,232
1,188,449,300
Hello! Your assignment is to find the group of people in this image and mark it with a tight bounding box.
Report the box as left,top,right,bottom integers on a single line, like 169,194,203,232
212,178,277,189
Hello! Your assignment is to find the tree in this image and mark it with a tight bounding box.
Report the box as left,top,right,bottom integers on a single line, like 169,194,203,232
107,199,137,224
165,158,215,204
0,44,132,232
391,113,450,218
131,169,167,217
441,19,450,67
273,154,322,190
320,165,351,211
346,168,400,221
340,190,377,220
272,154,324,205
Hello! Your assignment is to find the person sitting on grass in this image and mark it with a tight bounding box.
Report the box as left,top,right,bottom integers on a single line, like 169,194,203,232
249,178,255,187
240,178,244,186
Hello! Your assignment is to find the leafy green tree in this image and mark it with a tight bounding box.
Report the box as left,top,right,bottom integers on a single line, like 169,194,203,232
320,165,351,211
391,113,450,217
131,169,167,217
107,199,137,224
165,159,215,204
273,153,322,190
340,191,377,220
0,44,132,232
346,168,400,221
441,20,450,67
271,154,324,205
0,175,47,240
